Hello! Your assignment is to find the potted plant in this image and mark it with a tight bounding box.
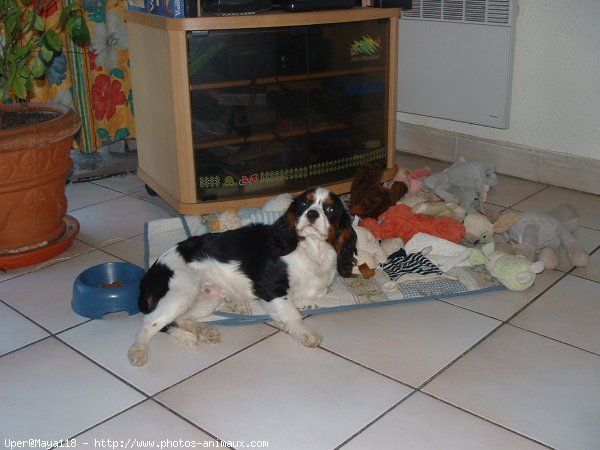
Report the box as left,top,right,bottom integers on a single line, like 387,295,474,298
0,0,90,269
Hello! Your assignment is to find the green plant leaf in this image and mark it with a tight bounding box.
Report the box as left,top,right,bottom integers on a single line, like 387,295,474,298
13,75,28,100
33,13,45,32
13,41,33,62
31,57,45,78
5,64,18,97
59,3,75,26
21,64,31,77
5,10,21,35
67,15,90,45
45,30,62,52
24,10,35,32
40,44,55,63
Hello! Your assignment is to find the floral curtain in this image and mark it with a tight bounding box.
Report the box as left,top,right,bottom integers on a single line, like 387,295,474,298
32,0,135,153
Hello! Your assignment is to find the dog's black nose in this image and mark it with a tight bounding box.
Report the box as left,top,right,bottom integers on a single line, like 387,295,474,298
307,209,319,223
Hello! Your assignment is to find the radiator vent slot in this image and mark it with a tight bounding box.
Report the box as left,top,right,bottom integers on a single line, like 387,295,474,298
403,0,511,26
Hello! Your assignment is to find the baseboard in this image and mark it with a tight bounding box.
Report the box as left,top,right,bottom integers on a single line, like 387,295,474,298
68,143,138,182
396,122,600,196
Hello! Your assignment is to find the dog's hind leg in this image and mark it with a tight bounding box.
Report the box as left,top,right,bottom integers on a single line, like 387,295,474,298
265,297,322,348
171,282,224,347
128,289,193,367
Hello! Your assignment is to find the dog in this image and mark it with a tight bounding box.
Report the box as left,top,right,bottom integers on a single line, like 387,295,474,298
128,187,357,366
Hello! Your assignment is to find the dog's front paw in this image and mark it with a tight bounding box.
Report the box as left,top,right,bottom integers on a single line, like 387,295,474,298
128,344,148,366
193,323,221,344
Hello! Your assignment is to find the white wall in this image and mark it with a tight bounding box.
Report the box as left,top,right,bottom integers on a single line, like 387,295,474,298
396,0,600,162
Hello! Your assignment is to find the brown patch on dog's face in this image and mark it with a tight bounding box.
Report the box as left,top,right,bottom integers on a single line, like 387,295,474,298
333,227,354,253
326,224,336,246
285,209,298,231
305,189,317,202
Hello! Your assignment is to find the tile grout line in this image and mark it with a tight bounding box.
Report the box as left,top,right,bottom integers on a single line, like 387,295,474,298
420,391,557,450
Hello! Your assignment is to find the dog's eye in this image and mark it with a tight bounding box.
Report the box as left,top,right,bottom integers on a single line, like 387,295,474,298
325,205,335,215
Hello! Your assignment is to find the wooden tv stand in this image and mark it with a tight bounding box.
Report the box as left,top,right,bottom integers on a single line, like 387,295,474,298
125,8,401,214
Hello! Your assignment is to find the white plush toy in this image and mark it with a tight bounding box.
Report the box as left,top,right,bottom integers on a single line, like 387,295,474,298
352,225,388,278
380,237,405,257
470,242,544,291
239,193,294,226
405,232,474,272
463,213,495,245
262,193,294,211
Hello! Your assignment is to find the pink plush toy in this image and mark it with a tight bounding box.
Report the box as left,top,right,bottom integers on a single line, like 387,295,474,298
383,166,432,194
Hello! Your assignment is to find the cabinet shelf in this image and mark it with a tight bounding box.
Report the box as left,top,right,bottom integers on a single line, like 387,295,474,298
189,66,387,91
195,122,350,150
125,8,401,215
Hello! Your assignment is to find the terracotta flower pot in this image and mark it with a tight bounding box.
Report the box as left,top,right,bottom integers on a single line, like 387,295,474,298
0,103,81,267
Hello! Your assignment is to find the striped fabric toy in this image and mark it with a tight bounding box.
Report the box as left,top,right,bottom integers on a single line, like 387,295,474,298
381,248,442,281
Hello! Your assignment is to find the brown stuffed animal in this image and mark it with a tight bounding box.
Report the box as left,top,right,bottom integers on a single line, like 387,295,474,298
350,164,408,219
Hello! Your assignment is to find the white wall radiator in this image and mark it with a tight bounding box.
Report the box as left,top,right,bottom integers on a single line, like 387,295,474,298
397,0,518,129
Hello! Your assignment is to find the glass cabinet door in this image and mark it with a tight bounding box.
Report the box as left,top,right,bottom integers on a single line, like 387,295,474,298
305,19,390,188
187,19,389,201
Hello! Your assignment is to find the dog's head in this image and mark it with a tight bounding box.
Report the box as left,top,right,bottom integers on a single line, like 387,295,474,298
277,187,356,277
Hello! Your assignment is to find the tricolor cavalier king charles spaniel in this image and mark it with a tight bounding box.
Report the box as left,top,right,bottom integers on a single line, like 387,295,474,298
128,187,356,366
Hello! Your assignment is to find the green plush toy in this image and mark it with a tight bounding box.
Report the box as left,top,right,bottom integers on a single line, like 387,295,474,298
470,242,544,291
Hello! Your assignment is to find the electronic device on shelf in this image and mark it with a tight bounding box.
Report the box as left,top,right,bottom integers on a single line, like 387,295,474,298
280,0,355,12
372,0,412,7
201,0,272,15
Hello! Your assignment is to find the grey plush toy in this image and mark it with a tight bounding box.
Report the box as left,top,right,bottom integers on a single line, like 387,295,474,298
422,159,498,214
493,204,589,270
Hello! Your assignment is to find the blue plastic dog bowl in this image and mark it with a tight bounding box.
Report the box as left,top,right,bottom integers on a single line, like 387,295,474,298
72,262,145,319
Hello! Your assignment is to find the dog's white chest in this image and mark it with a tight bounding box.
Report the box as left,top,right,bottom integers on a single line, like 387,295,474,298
284,238,337,298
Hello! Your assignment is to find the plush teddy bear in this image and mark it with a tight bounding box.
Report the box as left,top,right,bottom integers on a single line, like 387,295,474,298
470,242,544,291
360,204,466,243
492,204,589,270
422,159,497,214
352,225,388,278
350,163,408,219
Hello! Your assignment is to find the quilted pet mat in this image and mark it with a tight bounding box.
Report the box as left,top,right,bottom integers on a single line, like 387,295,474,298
144,216,505,325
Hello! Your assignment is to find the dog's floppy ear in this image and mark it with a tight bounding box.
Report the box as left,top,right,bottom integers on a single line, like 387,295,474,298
270,199,300,256
333,208,357,278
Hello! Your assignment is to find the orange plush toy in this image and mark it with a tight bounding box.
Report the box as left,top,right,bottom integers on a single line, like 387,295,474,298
360,204,466,243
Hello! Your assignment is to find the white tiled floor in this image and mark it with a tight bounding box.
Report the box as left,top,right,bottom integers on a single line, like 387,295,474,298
2,155,600,450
